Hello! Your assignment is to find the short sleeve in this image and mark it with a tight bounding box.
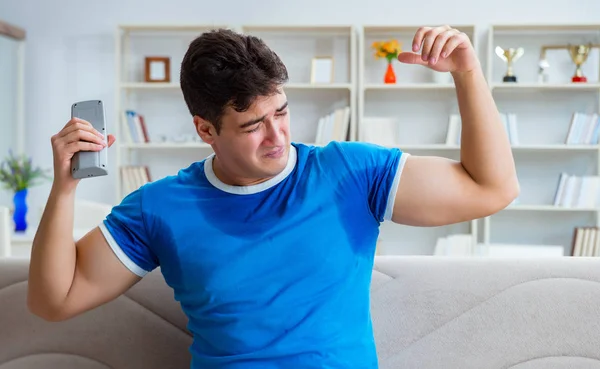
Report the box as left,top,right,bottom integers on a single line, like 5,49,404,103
99,187,159,277
333,141,409,222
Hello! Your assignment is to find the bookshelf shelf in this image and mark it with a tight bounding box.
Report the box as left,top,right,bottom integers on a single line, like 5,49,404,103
285,83,352,90
491,83,600,91
363,83,455,91
505,205,599,212
512,145,599,151
395,144,459,150
121,142,212,149
393,144,599,151
120,82,180,90
239,25,353,35
119,82,354,91
118,24,228,32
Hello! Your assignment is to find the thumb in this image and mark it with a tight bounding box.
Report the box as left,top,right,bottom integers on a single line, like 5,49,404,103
397,52,428,66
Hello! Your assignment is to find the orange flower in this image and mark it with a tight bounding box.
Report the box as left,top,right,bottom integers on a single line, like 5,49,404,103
372,39,402,62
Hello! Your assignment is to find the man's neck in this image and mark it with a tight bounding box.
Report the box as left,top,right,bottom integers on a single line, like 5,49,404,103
211,156,274,187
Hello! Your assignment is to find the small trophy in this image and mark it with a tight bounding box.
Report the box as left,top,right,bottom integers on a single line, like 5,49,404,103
495,46,524,82
568,44,591,83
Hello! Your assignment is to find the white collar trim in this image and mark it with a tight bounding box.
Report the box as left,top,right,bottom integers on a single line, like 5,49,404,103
204,145,297,195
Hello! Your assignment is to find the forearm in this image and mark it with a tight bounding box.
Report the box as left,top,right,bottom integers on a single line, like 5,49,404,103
453,67,518,195
28,185,77,316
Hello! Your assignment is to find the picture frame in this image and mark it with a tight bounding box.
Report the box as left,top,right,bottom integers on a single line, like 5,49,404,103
310,56,334,84
144,56,170,83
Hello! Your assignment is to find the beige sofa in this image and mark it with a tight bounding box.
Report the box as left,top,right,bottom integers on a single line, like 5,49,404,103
1,256,599,368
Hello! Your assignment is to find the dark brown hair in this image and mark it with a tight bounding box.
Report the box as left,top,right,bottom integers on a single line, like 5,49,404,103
180,28,289,134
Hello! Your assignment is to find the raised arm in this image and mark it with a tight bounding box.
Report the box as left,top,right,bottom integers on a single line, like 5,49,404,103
391,25,519,227
28,119,141,321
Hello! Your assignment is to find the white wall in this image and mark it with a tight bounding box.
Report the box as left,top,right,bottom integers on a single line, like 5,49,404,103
1,0,600,218
0,35,21,209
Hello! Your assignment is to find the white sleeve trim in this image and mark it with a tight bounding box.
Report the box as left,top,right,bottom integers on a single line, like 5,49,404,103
98,222,149,277
384,152,410,221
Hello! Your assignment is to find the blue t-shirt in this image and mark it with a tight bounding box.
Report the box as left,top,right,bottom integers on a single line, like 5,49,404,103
99,141,407,368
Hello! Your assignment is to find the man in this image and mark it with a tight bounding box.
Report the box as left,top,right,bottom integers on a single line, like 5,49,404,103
27,25,519,368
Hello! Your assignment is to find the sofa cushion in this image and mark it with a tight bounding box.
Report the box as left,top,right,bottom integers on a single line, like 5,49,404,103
0,259,192,369
370,256,600,368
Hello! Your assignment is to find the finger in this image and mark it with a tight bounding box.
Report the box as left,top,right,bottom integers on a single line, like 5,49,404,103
61,118,78,130
72,119,104,139
397,52,429,66
429,29,459,64
60,121,104,140
63,117,91,130
441,32,469,58
64,141,105,154
421,25,451,62
60,129,106,147
412,26,431,52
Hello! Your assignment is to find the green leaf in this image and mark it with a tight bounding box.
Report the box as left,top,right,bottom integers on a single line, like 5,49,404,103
0,150,51,193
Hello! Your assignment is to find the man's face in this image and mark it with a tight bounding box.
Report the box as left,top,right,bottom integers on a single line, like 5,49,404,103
196,89,291,186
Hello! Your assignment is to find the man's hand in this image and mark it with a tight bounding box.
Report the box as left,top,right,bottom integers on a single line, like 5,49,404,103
50,118,115,194
397,25,479,74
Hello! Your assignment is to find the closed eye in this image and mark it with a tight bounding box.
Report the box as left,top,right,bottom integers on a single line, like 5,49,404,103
245,124,261,133
245,111,287,133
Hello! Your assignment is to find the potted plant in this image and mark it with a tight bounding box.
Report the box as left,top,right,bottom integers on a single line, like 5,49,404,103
371,39,402,84
0,150,50,232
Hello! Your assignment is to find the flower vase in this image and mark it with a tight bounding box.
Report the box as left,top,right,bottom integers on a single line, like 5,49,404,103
13,189,28,232
384,61,396,84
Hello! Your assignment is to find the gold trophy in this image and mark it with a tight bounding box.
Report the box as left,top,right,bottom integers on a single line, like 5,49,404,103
540,42,599,83
495,46,524,82
568,44,591,83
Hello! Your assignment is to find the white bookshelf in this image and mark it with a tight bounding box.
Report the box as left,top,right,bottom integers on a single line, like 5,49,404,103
115,24,356,201
484,23,600,255
357,25,479,256
113,22,600,257
357,23,600,257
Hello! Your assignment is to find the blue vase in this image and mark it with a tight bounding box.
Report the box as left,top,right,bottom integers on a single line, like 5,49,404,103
13,189,28,232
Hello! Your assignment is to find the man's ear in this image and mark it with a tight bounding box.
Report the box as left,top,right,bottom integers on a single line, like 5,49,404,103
194,115,217,144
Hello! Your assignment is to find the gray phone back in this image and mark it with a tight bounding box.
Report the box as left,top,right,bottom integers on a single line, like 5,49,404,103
70,100,108,179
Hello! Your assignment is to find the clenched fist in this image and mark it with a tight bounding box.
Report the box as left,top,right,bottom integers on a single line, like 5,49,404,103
50,118,116,193
398,25,480,74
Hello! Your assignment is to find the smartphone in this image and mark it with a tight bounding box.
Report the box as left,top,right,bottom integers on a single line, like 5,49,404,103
70,100,108,179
